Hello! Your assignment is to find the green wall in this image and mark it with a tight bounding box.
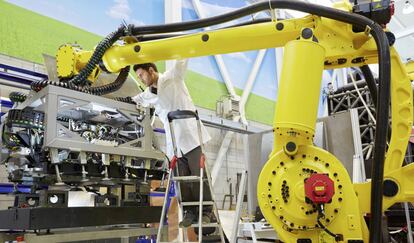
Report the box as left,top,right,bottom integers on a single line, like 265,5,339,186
0,0,102,64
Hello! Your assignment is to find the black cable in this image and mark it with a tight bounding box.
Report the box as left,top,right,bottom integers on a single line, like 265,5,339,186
361,65,378,108
9,92,27,103
113,96,134,104
31,25,128,92
368,23,390,243
135,18,274,42
68,25,127,86
316,205,340,241
31,79,86,93
129,1,375,35
360,64,393,154
136,33,184,42
30,67,132,103
88,66,130,95
335,79,367,93
221,17,273,27
317,218,339,240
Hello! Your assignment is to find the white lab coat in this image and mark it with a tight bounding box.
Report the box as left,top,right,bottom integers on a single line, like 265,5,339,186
132,59,211,159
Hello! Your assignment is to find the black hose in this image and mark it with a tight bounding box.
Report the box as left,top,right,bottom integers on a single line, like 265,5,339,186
130,1,392,241
361,65,378,107
8,92,27,103
220,17,274,28
88,66,130,95
129,1,375,35
335,80,367,93
135,18,274,42
68,25,127,86
31,79,84,92
30,67,132,103
31,79,89,93
368,23,390,243
113,96,134,104
316,205,341,241
31,25,127,91
317,218,339,241
136,33,184,42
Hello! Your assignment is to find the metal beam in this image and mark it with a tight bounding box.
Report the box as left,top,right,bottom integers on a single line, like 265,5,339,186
231,170,247,243
21,227,162,243
0,79,31,90
239,49,267,125
0,63,47,79
211,131,235,185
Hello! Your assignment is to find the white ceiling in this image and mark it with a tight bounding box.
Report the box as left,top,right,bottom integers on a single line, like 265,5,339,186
388,0,414,62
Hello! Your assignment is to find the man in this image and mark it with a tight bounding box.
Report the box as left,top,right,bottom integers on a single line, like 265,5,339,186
132,60,214,229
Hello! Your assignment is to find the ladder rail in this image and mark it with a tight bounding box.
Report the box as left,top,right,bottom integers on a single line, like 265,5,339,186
175,167,188,242
203,147,226,243
156,168,173,242
196,114,226,243
198,167,204,242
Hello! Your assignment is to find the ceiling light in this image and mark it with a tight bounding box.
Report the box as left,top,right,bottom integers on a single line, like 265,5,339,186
403,0,414,14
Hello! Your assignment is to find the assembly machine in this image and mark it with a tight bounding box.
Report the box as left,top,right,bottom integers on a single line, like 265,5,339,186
1,0,414,242
0,78,165,231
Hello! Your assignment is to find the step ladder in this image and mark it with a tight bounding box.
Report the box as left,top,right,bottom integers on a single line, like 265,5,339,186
156,110,225,243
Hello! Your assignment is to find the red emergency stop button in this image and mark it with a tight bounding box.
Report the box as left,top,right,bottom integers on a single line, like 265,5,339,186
305,173,335,204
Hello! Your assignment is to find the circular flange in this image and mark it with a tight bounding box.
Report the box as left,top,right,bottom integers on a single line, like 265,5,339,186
258,146,347,231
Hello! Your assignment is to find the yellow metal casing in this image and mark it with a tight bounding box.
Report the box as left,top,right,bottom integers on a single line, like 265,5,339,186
258,38,365,242
56,44,100,83
258,146,366,242
406,61,414,81
272,38,325,151
354,48,413,214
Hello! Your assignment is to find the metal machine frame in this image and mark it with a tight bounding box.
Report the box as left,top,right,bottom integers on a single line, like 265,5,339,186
17,85,164,160
0,226,166,243
0,206,161,230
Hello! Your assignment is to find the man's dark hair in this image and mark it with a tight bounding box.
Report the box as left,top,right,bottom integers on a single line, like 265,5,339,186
133,63,158,73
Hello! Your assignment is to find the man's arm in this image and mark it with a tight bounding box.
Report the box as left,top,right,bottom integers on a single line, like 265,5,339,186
160,59,188,86
132,92,144,104
173,59,188,81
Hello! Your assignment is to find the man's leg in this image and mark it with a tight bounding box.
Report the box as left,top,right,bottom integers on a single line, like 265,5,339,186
183,146,213,212
177,156,197,226
184,146,216,235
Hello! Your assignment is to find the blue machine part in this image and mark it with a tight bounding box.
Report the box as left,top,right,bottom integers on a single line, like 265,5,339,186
0,183,31,194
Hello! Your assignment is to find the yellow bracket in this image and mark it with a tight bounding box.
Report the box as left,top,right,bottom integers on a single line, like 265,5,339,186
355,163,414,214
354,49,413,218
56,44,100,83
406,61,414,81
